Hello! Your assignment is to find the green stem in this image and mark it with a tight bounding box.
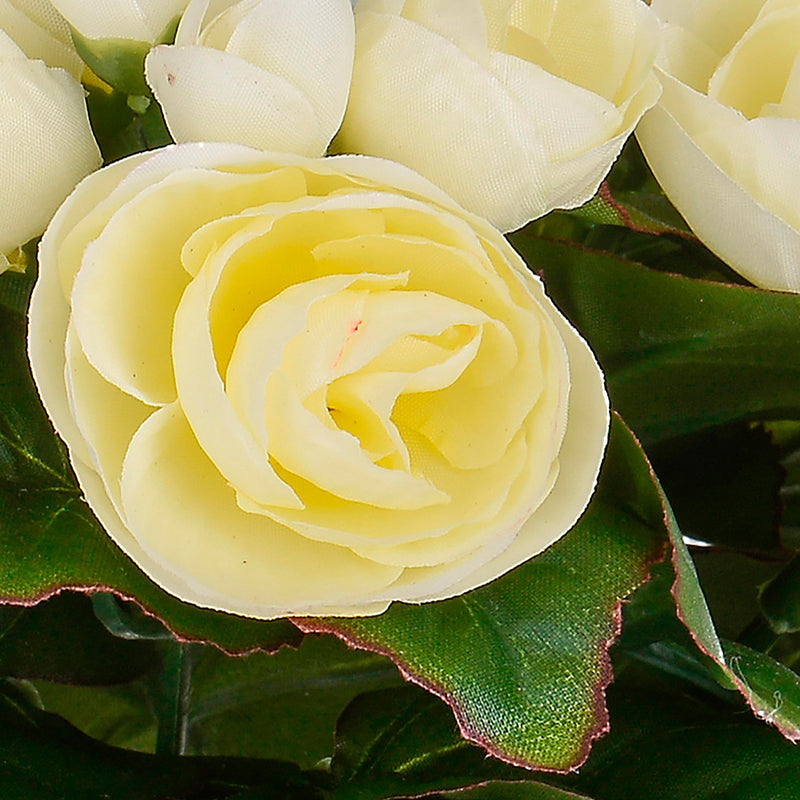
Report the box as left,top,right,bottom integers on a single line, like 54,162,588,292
155,641,196,756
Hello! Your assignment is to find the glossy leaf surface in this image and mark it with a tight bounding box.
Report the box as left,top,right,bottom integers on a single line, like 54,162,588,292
510,237,800,444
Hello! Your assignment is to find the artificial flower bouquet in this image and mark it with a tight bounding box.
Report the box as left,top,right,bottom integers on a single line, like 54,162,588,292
3,0,800,797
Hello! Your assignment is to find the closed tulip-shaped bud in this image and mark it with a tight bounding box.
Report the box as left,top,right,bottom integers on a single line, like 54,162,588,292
636,0,800,292
145,0,355,157
0,29,100,263
335,0,662,232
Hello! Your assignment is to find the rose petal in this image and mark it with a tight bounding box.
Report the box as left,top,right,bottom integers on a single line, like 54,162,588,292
146,45,325,156
120,403,404,616
637,70,800,290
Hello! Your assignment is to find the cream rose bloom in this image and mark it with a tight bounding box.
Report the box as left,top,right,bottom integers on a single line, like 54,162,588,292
334,0,662,232
636,0,800,292
145,0,354,156
29,143,608,619
0,28,100,263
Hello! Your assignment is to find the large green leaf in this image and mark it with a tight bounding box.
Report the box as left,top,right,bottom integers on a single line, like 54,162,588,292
433,785,598,800
613,482,800,741
185,634,402,767
0,284,300,655
0,679,327,800
33,679,159,753
298,417,666,771
330,684,527,800
510,236,800,444
564,681,800,800
0,593,159,685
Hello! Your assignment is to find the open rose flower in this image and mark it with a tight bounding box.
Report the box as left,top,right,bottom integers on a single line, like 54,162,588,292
29,144,608,619
334,0,662,232
145,0,354,156
636,0,800,291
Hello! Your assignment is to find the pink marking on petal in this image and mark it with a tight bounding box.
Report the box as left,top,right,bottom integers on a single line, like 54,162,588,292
332,319,364,369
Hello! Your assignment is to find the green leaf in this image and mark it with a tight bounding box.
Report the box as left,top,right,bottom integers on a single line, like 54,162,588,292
0,679,327,800
0,302,301,654
91,593,176,640
565,681,800,800
73,33,152,95
71,16,180,96
0,593,159,684
0,311,71,488
722,640,800,739
573,184,690,237
0,250,38,317
512,236,800,444
691,550,785,641
760,554,800,634
33,679,158,753
583,138,691,237
615,485,800,741
331,685,527,800
433,784,598,800
298,417,666,771
186,634,402,768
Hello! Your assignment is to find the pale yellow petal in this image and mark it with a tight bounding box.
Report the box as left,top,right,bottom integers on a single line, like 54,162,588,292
221,0,354,139
0,59,100,253
401,0,488,61
120,403,403,617
225,272,407,446
266,369,449,509
637,70,800,290
651,0,765,60
172,226,304,510
0,0,83,76
708,7,800,118
48,0,186,41
146,45,327,156
433,302,608,599
64,327,152,511
338,10,550,230
30,153,148,455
